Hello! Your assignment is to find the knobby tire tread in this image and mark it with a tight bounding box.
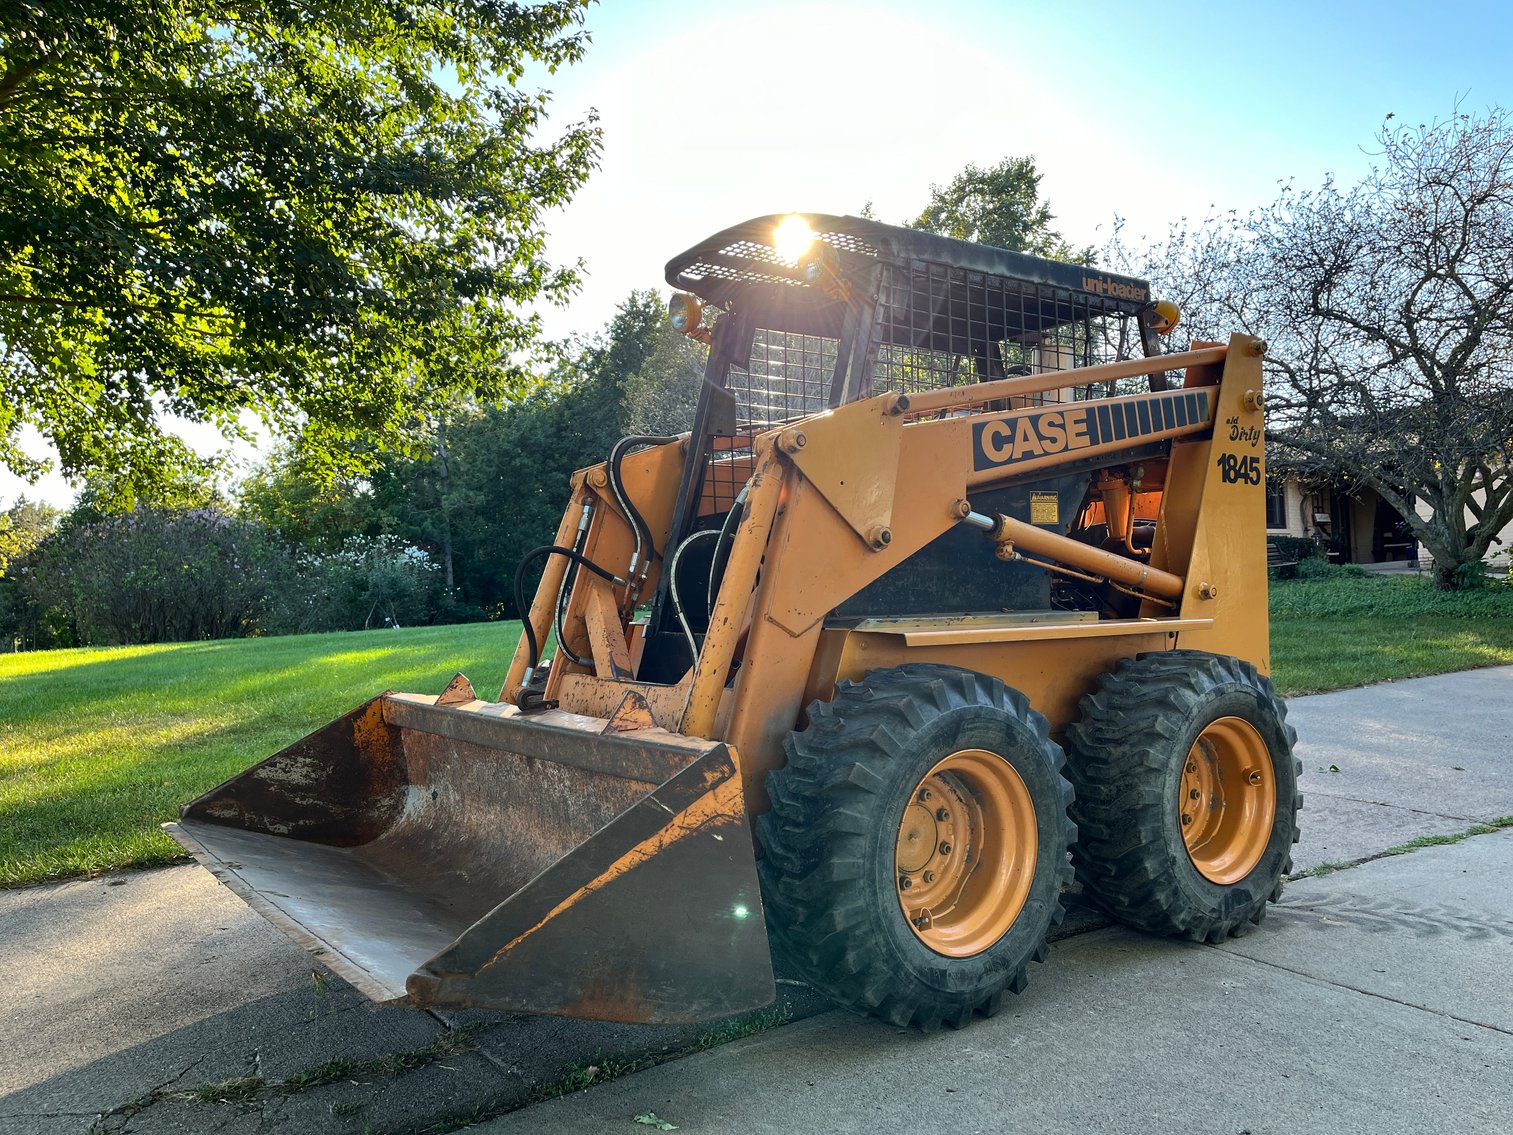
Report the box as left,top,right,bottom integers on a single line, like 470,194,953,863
757,664,1074,1031
1064,650,1302,943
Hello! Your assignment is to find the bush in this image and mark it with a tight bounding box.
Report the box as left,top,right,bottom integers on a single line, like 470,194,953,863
1270,570,1513,620
267,536,446,634
1294,556,1366,581
20,507,289,645
1269,535,1324,564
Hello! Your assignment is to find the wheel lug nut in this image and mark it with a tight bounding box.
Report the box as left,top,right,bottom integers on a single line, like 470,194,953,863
936,807,950,822
1189,788,1201,800
939,841,952,855
1182,813,1193,826
923,871,936,883
919,788,933,802
899,875,913,890
1186,762,1197,773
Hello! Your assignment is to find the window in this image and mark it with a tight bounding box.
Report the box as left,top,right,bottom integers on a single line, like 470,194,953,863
1265,483,1288,530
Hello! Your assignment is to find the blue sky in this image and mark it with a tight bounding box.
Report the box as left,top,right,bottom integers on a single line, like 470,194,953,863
7,0,1512,507
525,0,1513,340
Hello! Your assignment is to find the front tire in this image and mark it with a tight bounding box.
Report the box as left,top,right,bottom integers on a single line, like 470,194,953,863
757,664,1074,1030
1065,651,1301,943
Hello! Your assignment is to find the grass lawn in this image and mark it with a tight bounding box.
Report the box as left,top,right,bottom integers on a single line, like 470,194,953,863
3,568,1511,888
1269,569,1513,694
0,623,517,887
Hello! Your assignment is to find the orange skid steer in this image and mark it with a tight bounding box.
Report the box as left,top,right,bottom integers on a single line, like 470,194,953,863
169,214,1300,1030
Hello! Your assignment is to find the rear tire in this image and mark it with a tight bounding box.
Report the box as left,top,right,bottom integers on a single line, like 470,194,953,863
757,664,1074,1030
1065,651,1301,943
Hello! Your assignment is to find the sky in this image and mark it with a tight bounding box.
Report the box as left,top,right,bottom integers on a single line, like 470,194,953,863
7,0,1513,509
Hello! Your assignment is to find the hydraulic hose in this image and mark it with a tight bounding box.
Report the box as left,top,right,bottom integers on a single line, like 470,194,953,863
609,434,680,578
668,528,725,668
553,502,595,669
513,544,627,682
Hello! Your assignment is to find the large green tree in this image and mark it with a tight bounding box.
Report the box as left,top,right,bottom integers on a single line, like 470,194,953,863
0,0,600,501
239,290,705,616
910,156,1091,262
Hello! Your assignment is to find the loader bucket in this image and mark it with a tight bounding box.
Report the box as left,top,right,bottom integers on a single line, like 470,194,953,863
164,685,774,1025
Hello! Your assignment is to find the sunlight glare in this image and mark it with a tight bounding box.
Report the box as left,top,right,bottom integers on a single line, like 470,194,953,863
772,215,815,265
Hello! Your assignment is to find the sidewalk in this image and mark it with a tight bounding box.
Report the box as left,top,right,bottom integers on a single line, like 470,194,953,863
2,666,1511,1134
484,830,1513,1135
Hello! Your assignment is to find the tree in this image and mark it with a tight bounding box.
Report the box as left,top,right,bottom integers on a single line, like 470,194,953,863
1128,110,1513,589
0,0,600,501
236,290,703,616
910,156,1092,262
0,496,58,576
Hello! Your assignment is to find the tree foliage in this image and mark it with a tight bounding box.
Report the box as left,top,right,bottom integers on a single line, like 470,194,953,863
0,496,58,575
1127,110,1513,588
910,156,1091,262
0,0,600,500
240,289,705,616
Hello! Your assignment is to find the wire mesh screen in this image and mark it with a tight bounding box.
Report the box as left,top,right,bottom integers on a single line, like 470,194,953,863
727,328,840,429
694,328,839,518
700,434,756,518
871,259,1141,405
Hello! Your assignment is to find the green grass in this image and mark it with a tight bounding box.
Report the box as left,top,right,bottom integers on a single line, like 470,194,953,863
1303,815,1513,877
3,568,1512,889
1269,569,1513,695
0,623,517,887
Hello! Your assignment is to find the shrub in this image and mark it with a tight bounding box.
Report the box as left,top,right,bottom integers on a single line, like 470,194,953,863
1270,570,1513,620
267,536,446,634
21,507,289,645
1269,535,1323,564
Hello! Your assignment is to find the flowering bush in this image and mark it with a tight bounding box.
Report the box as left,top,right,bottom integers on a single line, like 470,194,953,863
8,510,450,646
267,536,446,634
21,508,289,644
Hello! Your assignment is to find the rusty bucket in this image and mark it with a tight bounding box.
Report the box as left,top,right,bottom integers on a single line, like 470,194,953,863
164,678,773,1025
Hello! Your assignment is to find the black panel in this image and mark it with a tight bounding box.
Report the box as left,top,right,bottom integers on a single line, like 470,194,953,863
830,472,1091,621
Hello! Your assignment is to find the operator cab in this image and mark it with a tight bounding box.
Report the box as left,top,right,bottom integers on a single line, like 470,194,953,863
634,213,1177,681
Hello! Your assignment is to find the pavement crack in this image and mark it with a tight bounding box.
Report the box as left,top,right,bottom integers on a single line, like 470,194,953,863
1301,790,1480,822
1219,948,1513,1037
88,1054,206,1131
1291,815,1513,879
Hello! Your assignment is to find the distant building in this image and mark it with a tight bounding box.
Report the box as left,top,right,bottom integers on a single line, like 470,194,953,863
1266,464,1512,568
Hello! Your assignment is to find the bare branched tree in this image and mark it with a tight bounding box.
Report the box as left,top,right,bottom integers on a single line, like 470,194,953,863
1114,109,1513,588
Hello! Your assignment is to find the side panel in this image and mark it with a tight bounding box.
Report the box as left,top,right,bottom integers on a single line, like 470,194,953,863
817,628,1176,735
1155,336,1271,672
716,355,1230,794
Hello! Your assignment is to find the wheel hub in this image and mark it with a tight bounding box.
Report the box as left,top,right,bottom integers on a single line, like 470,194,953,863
1179,716,1276,884
894,748,1038,957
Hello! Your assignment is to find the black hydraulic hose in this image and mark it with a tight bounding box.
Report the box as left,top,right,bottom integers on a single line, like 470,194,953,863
609,434,680,571
513,545,625,678
706,478,753,614
553,505,594,669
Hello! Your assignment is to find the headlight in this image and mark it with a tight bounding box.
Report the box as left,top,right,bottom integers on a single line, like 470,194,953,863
669,293,703,335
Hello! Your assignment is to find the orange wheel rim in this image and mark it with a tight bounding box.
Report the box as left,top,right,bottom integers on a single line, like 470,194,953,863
1179,716,1276,884
894,748,1038,957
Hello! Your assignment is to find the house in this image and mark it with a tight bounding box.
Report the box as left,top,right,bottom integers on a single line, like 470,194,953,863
1266,465,1513,569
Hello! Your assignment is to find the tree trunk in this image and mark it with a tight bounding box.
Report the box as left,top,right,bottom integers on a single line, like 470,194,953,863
436,415,455,593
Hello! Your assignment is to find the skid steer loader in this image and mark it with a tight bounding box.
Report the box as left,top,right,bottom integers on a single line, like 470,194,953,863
168,213,1301,1030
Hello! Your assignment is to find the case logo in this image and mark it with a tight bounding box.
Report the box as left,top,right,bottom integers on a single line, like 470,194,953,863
971,389,1212,472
